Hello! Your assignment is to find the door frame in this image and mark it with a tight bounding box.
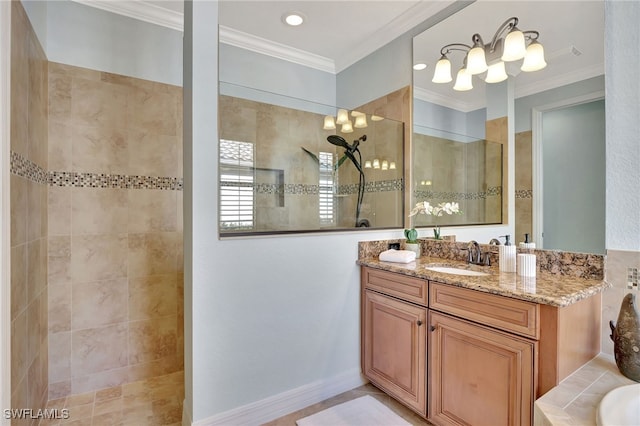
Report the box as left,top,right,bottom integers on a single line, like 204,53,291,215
1,0,12,421
531,91,605,248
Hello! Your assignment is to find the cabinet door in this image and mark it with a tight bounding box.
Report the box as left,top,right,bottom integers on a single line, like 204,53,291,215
428,311,535,426
363,290,427,416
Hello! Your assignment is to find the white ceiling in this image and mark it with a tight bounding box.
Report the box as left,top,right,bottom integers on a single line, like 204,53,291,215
74,0,605,110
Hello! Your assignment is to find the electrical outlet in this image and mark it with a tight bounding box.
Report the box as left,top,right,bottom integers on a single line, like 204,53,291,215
627,267,639,290
388,243,400,250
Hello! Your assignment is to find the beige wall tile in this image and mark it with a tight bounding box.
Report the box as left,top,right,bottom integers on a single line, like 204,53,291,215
26,298,41,368
71,367,129,396
71,234,128,283
72,279,128,329
128,189,177,233
72,323,128,377
71,125,128,175
128,316,177,365
48,122,73,171
71,77,128,129
49,331,71,384
48,236,71,285
72,188,128,235
128,131,179,177
48,380,71,400
48,282,71,333
129,275,177,321
127,87,178,137
11,175,28,246
128,233,178,278
11,244,27,320
26,239,44,303
48,71,72,125
48,186,71,236
11,310,28,390
27,180,43,242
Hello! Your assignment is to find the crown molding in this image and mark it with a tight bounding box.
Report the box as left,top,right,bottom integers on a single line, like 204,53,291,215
515,63,605,99
413,86,484,113
70,0,183,32
334,1,456,73
414,62,605,113
219,25,336,74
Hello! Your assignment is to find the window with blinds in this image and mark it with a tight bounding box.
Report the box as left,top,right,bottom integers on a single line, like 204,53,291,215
319,152,335,225
219,139,255,230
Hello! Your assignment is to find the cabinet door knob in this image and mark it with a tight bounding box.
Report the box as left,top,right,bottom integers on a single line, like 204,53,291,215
417,320,423,326
430,325,436,332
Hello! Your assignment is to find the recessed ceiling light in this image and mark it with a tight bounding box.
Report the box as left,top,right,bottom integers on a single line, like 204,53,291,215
283,12,305,27
413,63,427,71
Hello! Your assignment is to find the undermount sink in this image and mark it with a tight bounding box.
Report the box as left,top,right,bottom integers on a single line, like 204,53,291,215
424,266,490,276
596,383,640,426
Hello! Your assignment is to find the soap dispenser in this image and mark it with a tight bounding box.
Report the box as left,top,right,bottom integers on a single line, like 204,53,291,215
519,233,536,249
499,235,516,272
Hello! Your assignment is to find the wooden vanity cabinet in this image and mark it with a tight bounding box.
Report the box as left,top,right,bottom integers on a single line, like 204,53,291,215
360,266,601,426
361,268,428,416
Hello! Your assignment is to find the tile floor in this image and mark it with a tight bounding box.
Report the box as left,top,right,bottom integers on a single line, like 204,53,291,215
264,383,433,426
38,371,184,426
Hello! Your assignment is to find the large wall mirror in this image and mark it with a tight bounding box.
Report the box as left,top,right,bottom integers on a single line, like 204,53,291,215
412,1,605,253
218,85,404,236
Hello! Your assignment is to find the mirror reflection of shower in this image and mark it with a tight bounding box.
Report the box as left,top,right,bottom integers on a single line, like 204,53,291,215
327,135,368,227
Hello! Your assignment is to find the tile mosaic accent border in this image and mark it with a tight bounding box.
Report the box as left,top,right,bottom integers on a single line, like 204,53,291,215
414,186,502,201
516,189,533,199
220,178,404,196
10,151,183,190
10,151,48,184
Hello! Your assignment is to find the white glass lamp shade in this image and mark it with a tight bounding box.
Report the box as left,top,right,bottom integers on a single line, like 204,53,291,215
466,46,488,75
341,120,353,133
485,61,508,83
501,28,526,61
371,115,384,121
453,68,473,91
521,41,547,72
364,161,372,169
323,115,336,130
373,159,380,169
336,109,349,125
354,114,367,128
381,160,389,171
432,57,452,83
389,161,396,170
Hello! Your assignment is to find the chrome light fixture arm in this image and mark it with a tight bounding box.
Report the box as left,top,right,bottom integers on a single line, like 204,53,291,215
488,16,519,52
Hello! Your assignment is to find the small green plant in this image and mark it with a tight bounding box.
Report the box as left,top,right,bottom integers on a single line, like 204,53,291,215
404,228,418,244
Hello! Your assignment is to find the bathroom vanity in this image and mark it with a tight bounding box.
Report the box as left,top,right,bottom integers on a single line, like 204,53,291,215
358,254,609,426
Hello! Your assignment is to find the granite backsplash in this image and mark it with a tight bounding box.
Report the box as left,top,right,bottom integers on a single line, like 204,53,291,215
358,238,604,280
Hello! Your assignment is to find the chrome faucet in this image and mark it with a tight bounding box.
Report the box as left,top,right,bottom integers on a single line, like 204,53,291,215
466,240,490,266
489,238,501,245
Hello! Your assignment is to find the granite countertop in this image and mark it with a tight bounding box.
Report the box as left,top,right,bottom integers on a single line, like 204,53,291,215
357,256,611,307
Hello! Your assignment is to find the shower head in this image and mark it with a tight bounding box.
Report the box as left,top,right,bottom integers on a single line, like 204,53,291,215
327,135,350,149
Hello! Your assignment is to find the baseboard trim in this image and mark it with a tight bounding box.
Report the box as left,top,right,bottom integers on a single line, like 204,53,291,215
191,369,366,426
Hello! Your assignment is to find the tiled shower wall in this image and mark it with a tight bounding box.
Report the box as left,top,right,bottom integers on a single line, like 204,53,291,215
46,62,184,399
10,0,49,419
412,134,502,226
515,130,533,240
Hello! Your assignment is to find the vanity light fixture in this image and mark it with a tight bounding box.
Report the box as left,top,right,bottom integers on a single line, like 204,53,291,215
364,160,372,169
389,162,396,170
431,17,546,91
282,12,305,26
323,109,372,132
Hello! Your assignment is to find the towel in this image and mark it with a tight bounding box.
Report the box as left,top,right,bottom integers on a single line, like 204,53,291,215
379,249,416,264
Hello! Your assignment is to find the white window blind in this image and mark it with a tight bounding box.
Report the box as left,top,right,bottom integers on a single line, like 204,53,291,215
319,152,335,225
220,139,255,230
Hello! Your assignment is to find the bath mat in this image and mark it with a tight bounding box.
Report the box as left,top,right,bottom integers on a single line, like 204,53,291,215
296,395,411,426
